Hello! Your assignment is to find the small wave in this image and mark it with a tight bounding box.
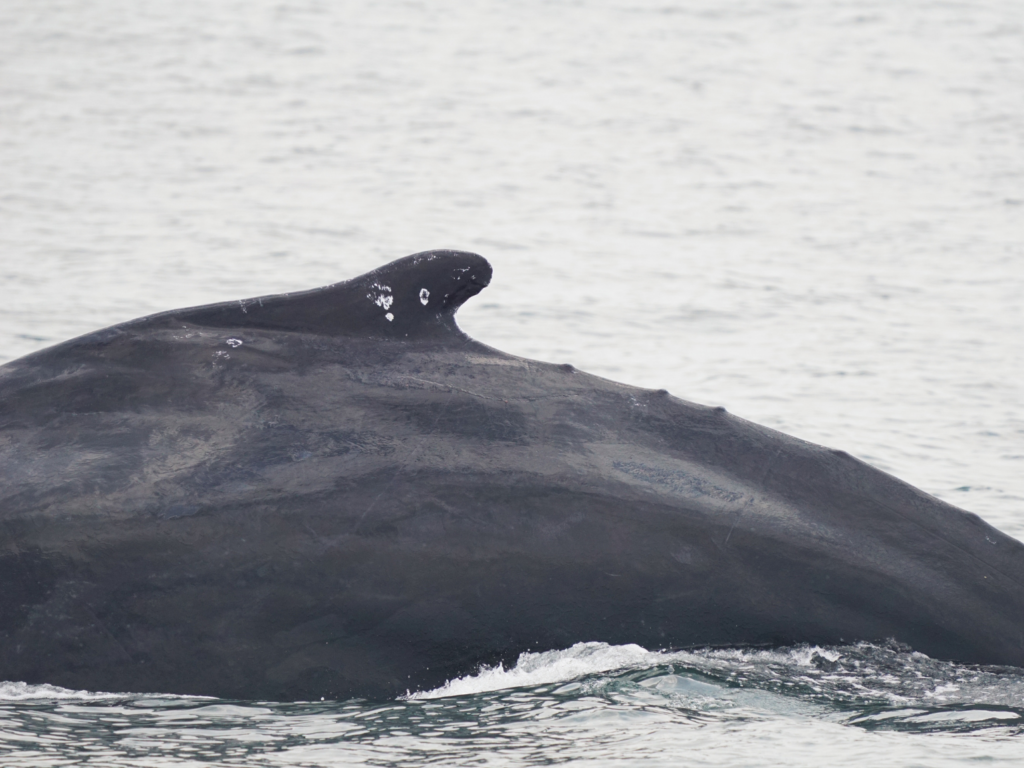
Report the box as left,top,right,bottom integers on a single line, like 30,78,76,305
0,680,206,703
408,642,877,700
407,640,1024,732
0,680,126,702
407,641,658,699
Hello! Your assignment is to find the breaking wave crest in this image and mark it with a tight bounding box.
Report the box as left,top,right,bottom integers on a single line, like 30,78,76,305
0,681,128,702
408,640,1024,734
408,642,656,698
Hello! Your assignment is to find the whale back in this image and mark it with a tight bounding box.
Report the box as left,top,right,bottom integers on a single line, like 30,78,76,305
2,251,1024,700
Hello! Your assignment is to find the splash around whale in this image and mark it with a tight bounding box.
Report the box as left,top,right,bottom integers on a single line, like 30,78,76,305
1,250,1022,701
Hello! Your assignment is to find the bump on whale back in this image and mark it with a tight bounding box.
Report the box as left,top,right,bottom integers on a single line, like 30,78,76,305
135,250,492,341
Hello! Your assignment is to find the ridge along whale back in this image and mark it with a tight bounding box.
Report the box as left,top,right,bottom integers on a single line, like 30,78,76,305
69,250,493,347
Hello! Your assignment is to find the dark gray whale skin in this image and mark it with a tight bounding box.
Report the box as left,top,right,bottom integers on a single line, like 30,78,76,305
1,250,1023,701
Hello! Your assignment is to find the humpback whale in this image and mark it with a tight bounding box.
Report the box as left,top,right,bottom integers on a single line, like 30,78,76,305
1,250,1022,701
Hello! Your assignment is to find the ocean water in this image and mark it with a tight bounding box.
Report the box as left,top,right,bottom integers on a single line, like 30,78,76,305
1,0,1022,764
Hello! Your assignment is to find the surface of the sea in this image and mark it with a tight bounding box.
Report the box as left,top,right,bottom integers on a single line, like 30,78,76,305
2,0,1023,765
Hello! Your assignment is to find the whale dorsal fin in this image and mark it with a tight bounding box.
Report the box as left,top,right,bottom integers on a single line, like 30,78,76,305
135,250,492,341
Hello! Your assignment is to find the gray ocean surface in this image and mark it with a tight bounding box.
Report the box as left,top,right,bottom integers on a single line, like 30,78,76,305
1,0,1022,765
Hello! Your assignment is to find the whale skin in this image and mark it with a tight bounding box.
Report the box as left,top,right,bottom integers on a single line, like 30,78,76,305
1,249,1022,701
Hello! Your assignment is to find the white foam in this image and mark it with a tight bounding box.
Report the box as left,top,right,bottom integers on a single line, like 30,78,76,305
0,681,125,702
785,645,842,665
407,642,658,699
406,643,873,701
